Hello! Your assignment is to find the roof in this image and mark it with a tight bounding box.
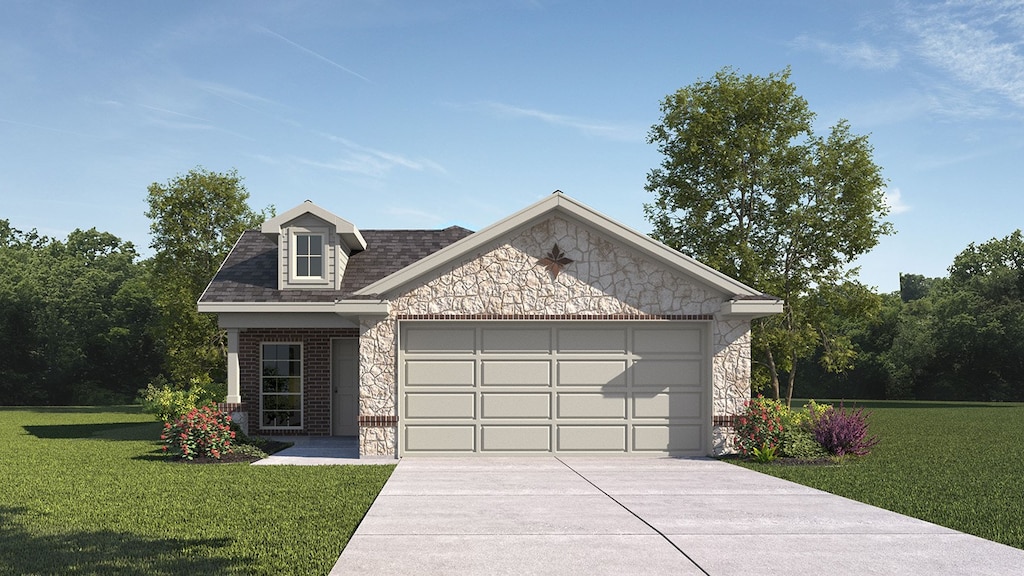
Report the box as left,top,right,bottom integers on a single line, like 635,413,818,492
198,226,474,303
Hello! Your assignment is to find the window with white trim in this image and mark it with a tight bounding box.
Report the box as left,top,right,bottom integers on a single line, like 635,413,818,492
294,233,324,278
261,343,302,428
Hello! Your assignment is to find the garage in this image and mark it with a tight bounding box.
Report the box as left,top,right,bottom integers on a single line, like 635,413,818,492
398,321,708,455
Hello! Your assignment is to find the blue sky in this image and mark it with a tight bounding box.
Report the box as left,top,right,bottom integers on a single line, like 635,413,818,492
2,1,1023,293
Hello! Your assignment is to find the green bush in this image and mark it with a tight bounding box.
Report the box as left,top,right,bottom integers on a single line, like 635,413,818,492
160,405,235,460
780,428,830,459
138,376,224,423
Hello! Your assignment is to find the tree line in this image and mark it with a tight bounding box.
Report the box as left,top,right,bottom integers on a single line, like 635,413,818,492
0,168,268,405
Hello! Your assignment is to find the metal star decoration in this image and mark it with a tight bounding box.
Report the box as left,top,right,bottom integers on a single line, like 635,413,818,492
537,243,573,278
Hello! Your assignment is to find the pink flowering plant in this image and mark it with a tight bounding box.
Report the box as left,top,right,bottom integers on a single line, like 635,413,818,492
160,405,236,460
733,395,786,458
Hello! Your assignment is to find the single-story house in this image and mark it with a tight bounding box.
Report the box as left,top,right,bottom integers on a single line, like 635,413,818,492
198,191,782,458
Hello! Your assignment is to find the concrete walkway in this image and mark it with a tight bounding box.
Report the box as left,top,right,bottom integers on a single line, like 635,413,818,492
331,457,1024,576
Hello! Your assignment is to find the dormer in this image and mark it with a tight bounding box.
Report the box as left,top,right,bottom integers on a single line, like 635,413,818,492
260,200,367,291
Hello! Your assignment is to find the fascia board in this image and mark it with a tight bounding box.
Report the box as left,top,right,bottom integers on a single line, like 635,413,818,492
719,299,785,318
198,300,389,315
355,192,765,298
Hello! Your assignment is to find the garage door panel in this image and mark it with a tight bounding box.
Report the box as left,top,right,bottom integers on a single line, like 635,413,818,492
406,360,476,386
405,393,475,419
481,360,550,386
633,392,703,419
557,328,627,353
481,393,551,419
405,328,475,353
632,359,702,387
557,425,627,451
404,426,476,452
481,426,551,451
482,328,551,353
634,328,701,355
557,393,627,419
558,360,627,386
633,425,703,452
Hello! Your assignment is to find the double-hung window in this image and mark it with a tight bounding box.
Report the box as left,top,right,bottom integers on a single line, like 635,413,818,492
294,233,324,278
261,343,302,428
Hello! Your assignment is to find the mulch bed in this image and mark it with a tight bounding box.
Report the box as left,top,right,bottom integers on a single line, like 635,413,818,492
165,439,294,464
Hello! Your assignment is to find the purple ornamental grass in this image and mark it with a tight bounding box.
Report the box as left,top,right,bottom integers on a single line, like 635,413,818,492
812,403,880,457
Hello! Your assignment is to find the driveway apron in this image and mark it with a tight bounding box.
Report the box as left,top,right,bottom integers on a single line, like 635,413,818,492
330,457,1024,576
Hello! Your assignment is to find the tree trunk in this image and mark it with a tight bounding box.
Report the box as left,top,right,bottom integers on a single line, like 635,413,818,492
765,349,781,400
785,357,797,408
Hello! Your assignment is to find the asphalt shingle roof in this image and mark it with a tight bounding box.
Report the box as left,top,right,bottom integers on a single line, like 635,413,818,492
199,226,475,303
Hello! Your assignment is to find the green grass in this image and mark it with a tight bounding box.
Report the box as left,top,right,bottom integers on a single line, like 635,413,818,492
734,400,1024,549
0,406,394,576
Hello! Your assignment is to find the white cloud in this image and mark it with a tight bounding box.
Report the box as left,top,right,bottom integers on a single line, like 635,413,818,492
791,35,900,70
482,102,644,141
903,0,1024,110
884,188,911,215
301,133,446,177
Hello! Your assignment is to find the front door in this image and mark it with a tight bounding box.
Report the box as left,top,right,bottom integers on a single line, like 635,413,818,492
331,338,359,436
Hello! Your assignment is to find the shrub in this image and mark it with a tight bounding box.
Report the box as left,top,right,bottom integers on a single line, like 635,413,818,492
734,395,786,456
229,443,268,459
812,403,880,457
139,376,224,423
780,428,830,459
161,405,235,460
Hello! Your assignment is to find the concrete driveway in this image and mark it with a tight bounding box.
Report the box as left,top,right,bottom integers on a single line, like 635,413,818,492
331,457,1024,576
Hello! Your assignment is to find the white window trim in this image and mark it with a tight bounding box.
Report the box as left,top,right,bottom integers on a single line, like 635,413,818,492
288,227,330,285
260,342,304,430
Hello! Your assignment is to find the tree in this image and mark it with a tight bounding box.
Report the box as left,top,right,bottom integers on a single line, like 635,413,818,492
145,167,272,386
645,67,892,405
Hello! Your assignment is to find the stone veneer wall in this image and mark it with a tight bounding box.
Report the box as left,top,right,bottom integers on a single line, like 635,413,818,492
239,327,358,436
358,215,751,456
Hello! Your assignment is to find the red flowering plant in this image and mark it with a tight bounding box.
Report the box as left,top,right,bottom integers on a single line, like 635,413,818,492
733,395,786,458
160,405,236,460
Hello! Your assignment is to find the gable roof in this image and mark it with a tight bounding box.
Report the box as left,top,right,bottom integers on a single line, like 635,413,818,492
198,226,474,304
354,191,771,299
261,200,367,253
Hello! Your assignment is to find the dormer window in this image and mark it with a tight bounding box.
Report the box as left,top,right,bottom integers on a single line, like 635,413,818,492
295,233,324,278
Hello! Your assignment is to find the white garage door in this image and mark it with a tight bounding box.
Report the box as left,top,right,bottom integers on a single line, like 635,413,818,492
398,322,708,455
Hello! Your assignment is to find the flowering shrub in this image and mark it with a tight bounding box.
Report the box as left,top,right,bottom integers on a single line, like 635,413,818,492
812,403,880,457
161,405,235,460
734,395,786,457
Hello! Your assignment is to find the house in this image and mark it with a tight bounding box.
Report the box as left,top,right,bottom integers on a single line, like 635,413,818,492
198,192,782,458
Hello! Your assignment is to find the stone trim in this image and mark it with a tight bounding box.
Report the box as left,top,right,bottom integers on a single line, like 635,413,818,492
713,414,739,427
397,313,714,321
359,415,398,426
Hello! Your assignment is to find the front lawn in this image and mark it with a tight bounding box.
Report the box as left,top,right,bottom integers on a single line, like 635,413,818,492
0,406,394,576
734,400,1024,549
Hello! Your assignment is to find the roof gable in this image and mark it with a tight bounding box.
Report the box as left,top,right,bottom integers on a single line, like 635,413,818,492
354,192,768,298
261,200,367,252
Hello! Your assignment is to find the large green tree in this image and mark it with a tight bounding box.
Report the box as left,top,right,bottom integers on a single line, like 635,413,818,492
0,223,162,404
645,67,892,404
145,167,271,386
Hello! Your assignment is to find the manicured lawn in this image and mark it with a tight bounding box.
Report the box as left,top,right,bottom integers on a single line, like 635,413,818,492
0,406,394,576
734,400,1024,549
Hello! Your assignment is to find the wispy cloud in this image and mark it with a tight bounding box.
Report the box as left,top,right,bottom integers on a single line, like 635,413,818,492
884,187,911,215
791,35,900,70
298,133,445,177
255,25,371,84
195,81,278,114
903,0,1024,110
482,102,644,141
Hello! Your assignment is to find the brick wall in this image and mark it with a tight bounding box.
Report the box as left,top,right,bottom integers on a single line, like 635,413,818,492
239,328,359,436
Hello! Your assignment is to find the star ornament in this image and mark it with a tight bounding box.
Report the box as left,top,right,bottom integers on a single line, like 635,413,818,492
537,243,574,278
